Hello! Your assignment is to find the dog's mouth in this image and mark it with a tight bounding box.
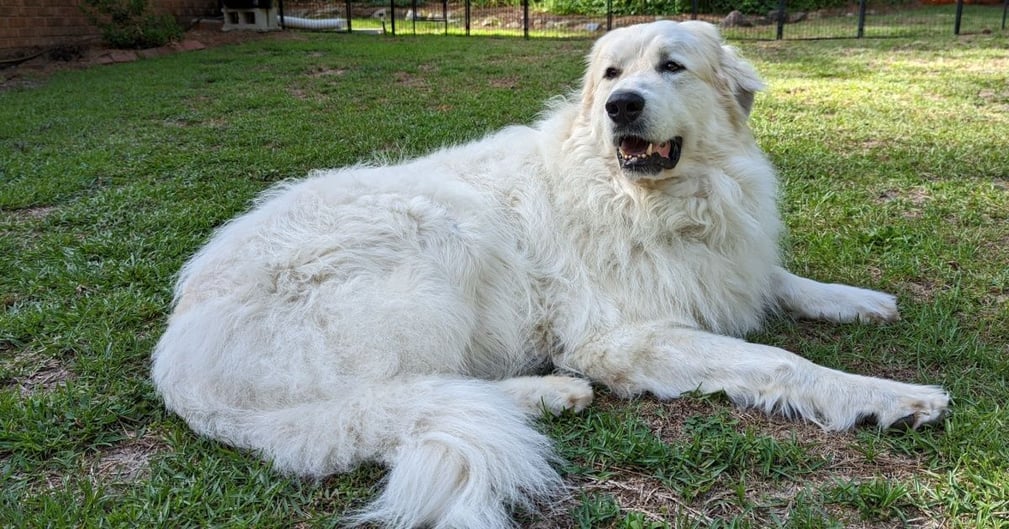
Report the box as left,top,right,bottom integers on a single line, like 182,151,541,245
615,136,683,175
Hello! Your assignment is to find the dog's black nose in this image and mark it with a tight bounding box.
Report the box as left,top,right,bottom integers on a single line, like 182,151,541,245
605,91,645,126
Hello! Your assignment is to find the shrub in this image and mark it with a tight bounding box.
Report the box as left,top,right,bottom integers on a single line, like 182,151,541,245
696,0,780,14
471,0,524,6
697,0,851,15
539,0,689,16
79,0,184,49
537,0,852,16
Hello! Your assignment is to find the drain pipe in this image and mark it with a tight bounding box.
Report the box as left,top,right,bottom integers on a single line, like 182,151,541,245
281,16,347,30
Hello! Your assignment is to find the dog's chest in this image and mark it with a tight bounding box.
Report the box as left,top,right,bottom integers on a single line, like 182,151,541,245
551,186,779,337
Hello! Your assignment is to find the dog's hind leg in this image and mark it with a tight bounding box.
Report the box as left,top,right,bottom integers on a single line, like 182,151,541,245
559,323,948,431
773,267,900,324
496,375,595,416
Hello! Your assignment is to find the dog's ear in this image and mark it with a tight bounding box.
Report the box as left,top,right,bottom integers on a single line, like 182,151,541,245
681,21,764,118
579,55,597,109
719,45,764,118
579,40,607,112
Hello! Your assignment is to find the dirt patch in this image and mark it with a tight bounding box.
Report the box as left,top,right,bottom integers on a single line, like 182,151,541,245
307,66,347,78
393,71,430,89
903,278,942,303
555,393,937,525
876,187,931,219
89,430,170,484
288,87,311,101
634,394,928,481
3,205,57,222
489,75,521,89
10,356,75,397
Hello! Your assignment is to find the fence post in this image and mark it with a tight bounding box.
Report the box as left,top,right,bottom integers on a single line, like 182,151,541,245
607,0,612,31
523,0,529,39
692,0,698,20
390,0,396,35
856,0,866,38
775,0,786,39
465,0,471,35
346,0,351,32
954,0,964,34
411,0,417,34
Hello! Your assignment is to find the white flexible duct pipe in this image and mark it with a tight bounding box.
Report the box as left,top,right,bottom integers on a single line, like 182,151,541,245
281,16,347,30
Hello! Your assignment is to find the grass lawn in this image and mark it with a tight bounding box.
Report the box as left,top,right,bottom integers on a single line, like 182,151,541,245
2,28,1008,528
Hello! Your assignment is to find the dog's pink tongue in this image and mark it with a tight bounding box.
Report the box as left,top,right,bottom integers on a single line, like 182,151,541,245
656,141,671,158
621,137,649,155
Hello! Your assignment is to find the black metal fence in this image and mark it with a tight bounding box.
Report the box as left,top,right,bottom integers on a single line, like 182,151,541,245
277,0,1008,39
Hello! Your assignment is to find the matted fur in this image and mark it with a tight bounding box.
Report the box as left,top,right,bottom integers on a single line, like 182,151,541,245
152,21,949,529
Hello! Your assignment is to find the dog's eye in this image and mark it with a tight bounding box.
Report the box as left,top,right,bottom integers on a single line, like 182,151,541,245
662,61,685,74
604,67,621,80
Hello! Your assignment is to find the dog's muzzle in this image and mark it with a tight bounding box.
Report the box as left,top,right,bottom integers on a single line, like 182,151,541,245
615,136,683,174
606,90,682,175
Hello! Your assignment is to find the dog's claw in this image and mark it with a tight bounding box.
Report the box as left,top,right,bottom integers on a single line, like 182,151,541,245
888,413,917,431
886,407,947,432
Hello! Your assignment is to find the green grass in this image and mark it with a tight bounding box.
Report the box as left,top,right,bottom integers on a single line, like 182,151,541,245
2,29,1008,528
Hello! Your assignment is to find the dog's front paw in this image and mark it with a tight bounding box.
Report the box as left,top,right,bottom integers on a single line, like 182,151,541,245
880,386,950,430
538,375,595,414
849,288,900,324
815,378,949,432
812,284,900,324
497,375,594,416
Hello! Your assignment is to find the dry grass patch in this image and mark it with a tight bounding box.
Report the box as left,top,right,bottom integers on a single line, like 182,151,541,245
550,392,942,526
307,66,347,78
876,187,931,219
3,353,75,397
489,76,521,89
20,361,73,396
393,71,430,89
903,278,943,303
3,205,56,221
88,429,170,485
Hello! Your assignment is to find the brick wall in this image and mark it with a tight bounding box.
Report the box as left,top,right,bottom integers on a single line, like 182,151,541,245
0,0,220,55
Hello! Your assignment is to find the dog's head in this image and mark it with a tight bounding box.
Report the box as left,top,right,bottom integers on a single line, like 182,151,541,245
579,21,764,182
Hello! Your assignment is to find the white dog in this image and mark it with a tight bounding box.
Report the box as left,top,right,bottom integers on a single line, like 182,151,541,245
152,21,949,529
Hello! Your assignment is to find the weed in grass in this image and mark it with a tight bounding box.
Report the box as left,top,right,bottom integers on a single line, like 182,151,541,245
572,492,622,529
826,478,916,523
780,490,844,529
619,511,671,529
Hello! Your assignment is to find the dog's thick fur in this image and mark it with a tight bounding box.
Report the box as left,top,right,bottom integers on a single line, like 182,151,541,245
152,21,949,529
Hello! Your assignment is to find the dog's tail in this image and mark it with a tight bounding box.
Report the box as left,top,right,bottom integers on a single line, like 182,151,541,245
155,373,563,529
